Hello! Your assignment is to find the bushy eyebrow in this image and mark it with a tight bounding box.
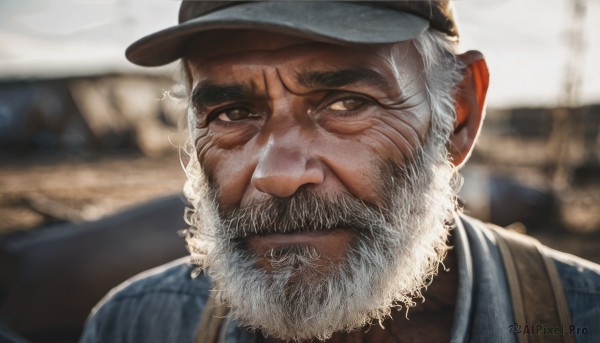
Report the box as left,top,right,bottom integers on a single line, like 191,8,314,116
190,68,390,110
296,68,389,91
191,81,253,110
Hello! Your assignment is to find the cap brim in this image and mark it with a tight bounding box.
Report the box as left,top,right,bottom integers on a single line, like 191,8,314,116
126,2,429,67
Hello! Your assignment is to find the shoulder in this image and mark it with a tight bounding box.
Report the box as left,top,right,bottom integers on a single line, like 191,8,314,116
91,256,212,307
460,214,600,338
461,213,600,295
547,248,600,294
545,248,600,338
80,257,212,343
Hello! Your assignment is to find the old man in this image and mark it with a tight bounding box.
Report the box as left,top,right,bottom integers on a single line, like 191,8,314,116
81,1,600,342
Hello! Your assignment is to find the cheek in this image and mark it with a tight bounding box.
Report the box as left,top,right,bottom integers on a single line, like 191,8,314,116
311,93,432,202
363,107,431,164
316,136,388,205
196,131,257,209
320,111,429,205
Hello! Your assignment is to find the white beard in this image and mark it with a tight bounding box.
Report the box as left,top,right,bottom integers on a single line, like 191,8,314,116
182,137,457,341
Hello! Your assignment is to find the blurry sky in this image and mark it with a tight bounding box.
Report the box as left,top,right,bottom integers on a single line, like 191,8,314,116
0,0,598,108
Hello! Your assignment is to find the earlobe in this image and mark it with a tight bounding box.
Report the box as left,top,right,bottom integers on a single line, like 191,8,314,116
448,51,489,168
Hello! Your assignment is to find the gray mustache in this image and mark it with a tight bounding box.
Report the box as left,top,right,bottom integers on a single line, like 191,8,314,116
217,188,390,240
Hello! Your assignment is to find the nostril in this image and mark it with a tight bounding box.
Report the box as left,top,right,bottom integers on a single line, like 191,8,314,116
251,173,300,198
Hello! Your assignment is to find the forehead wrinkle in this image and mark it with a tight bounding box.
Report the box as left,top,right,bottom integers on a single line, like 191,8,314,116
273,66,298,95
295,67,394,95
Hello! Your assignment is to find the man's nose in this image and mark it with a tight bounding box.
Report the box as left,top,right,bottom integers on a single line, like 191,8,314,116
251,135,325,198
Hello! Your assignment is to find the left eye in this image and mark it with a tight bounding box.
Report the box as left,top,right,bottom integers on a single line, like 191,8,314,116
327,98,367,111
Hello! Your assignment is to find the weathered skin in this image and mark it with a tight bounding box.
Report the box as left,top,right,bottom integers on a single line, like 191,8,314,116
185,30,488,342
187,31,430,268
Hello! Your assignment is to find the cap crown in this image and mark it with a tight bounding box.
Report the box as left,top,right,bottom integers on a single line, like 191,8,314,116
179,1,458,37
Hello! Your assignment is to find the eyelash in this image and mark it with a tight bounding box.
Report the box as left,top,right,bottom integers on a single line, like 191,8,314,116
206,105,258,126
322,93,374,114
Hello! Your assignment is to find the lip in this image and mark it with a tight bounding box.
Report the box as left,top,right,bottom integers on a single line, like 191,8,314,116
246,229,354,264
249,229,343,245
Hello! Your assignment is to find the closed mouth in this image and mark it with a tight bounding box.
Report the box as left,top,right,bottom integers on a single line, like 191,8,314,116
247,228,345,245
230,224,346,241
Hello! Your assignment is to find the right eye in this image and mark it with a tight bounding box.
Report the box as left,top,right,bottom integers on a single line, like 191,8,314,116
215,108,260,122
326,98,368,112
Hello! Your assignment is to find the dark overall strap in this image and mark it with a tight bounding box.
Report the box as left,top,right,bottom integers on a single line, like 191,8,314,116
195,291,228,343
489,225,574,343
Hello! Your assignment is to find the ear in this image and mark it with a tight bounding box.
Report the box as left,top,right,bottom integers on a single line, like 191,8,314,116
448,50,489,168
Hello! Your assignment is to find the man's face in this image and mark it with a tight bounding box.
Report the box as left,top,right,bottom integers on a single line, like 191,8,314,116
184,30,455,340
187,29,431,259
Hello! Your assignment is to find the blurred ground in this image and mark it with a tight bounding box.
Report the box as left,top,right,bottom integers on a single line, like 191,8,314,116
0,153,185,233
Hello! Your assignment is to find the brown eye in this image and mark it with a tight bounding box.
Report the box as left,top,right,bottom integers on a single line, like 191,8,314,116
327,98,366,111
216,108,259,122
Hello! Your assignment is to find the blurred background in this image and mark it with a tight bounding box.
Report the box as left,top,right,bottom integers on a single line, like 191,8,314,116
0,0,599,342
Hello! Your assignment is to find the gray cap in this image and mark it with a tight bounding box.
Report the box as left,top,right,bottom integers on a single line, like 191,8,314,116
126,1,457,67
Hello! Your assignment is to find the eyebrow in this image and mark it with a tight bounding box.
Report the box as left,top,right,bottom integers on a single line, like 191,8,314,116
191,82,253,110
190,68,390,110
296,68,389,91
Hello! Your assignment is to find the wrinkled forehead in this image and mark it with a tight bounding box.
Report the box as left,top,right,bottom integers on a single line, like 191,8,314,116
182,29,424,87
